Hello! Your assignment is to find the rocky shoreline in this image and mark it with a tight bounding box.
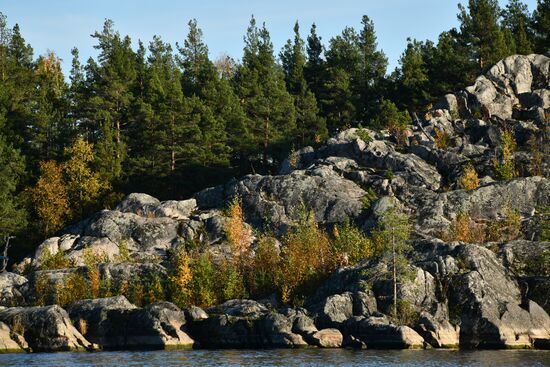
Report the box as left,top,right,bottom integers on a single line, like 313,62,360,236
0,54,549,353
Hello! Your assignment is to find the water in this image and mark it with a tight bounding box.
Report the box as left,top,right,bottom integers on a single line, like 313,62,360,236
0,349,549,367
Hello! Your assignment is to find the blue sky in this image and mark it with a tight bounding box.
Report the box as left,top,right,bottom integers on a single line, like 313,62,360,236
1,0,538,75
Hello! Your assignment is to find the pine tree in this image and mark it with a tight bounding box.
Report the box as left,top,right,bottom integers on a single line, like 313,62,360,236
177,20,236,165
304,23,326,101
356,15,388,123
395,39,431,112
2,22,35,158
323,26,361,131
458,0,511,69
280,22,327,145
88,19,136,182
32,51,70,162
533,0,550,53
234,17,296,171
502,0,535,54
430,30,478,94
0,135,26,238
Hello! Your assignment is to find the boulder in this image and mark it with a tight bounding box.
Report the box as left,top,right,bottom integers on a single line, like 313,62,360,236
0,305,95,352
310,328,343,348
184,306,208,322
67,296,194,350
416,312,460,348
0,321,27,353
346,316,426,349
187,304,307,348
315,292,354,328
0,273,28,307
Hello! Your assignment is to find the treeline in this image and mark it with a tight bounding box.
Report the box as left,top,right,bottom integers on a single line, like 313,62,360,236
0,0,549,262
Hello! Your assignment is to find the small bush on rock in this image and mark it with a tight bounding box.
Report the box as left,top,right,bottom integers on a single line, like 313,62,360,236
492,129,517,181
39,248,75,270
458,164,480,190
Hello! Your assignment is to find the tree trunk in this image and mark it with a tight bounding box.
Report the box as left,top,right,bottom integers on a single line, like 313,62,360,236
171,116,176,171
263,117,269,170
1,236,12,272
392,231,397,319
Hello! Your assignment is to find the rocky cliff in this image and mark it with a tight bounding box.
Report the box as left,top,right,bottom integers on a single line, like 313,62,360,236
0,54,549,352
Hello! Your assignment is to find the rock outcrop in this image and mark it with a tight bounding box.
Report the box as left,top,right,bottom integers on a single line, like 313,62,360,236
188,300,308,348
0,305,95,352
66,296,194,350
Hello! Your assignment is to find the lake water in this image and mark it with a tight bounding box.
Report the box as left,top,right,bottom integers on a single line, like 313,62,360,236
0,349,549,367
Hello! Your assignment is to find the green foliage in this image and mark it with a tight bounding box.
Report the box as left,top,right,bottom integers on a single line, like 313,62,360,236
248,234,280,298
396,299,419,327
492,129,517,181
361,188,378,212
375,204,413,318
356,125,373,143
215,259,247,301
234,16,297,171
458,0,511,69
533,0,550,53
56,272,90,307
277,210,335,305
188,252,217,307
280,22,327,146
373,99,410,145
116,240,131,263
332,220,373,265
39,248,74,270
0,135,26,237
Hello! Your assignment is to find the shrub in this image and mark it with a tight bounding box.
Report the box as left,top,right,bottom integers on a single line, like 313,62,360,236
225,196,252,265
215,259,247,302
188,253,217,307
486,208,521,242
39,248,75,270
395,299,418,327
143,272,165,305
277,211,335,305
458,164,480,191
56,272,90,306
116,240,131,263
332,221,373,266
442,209,522,244
356,125,373,143
34,273,56,306
167,247,193,308
434,128,451,149
492,129,517,181
442,212,484,244
248,235,280,298
128,275,145,306
361,188,378,212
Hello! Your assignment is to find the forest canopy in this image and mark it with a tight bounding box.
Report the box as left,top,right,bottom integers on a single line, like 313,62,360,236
0,0,549,263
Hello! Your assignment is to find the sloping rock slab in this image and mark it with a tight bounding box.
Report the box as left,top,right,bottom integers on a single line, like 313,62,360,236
0,305,94,352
